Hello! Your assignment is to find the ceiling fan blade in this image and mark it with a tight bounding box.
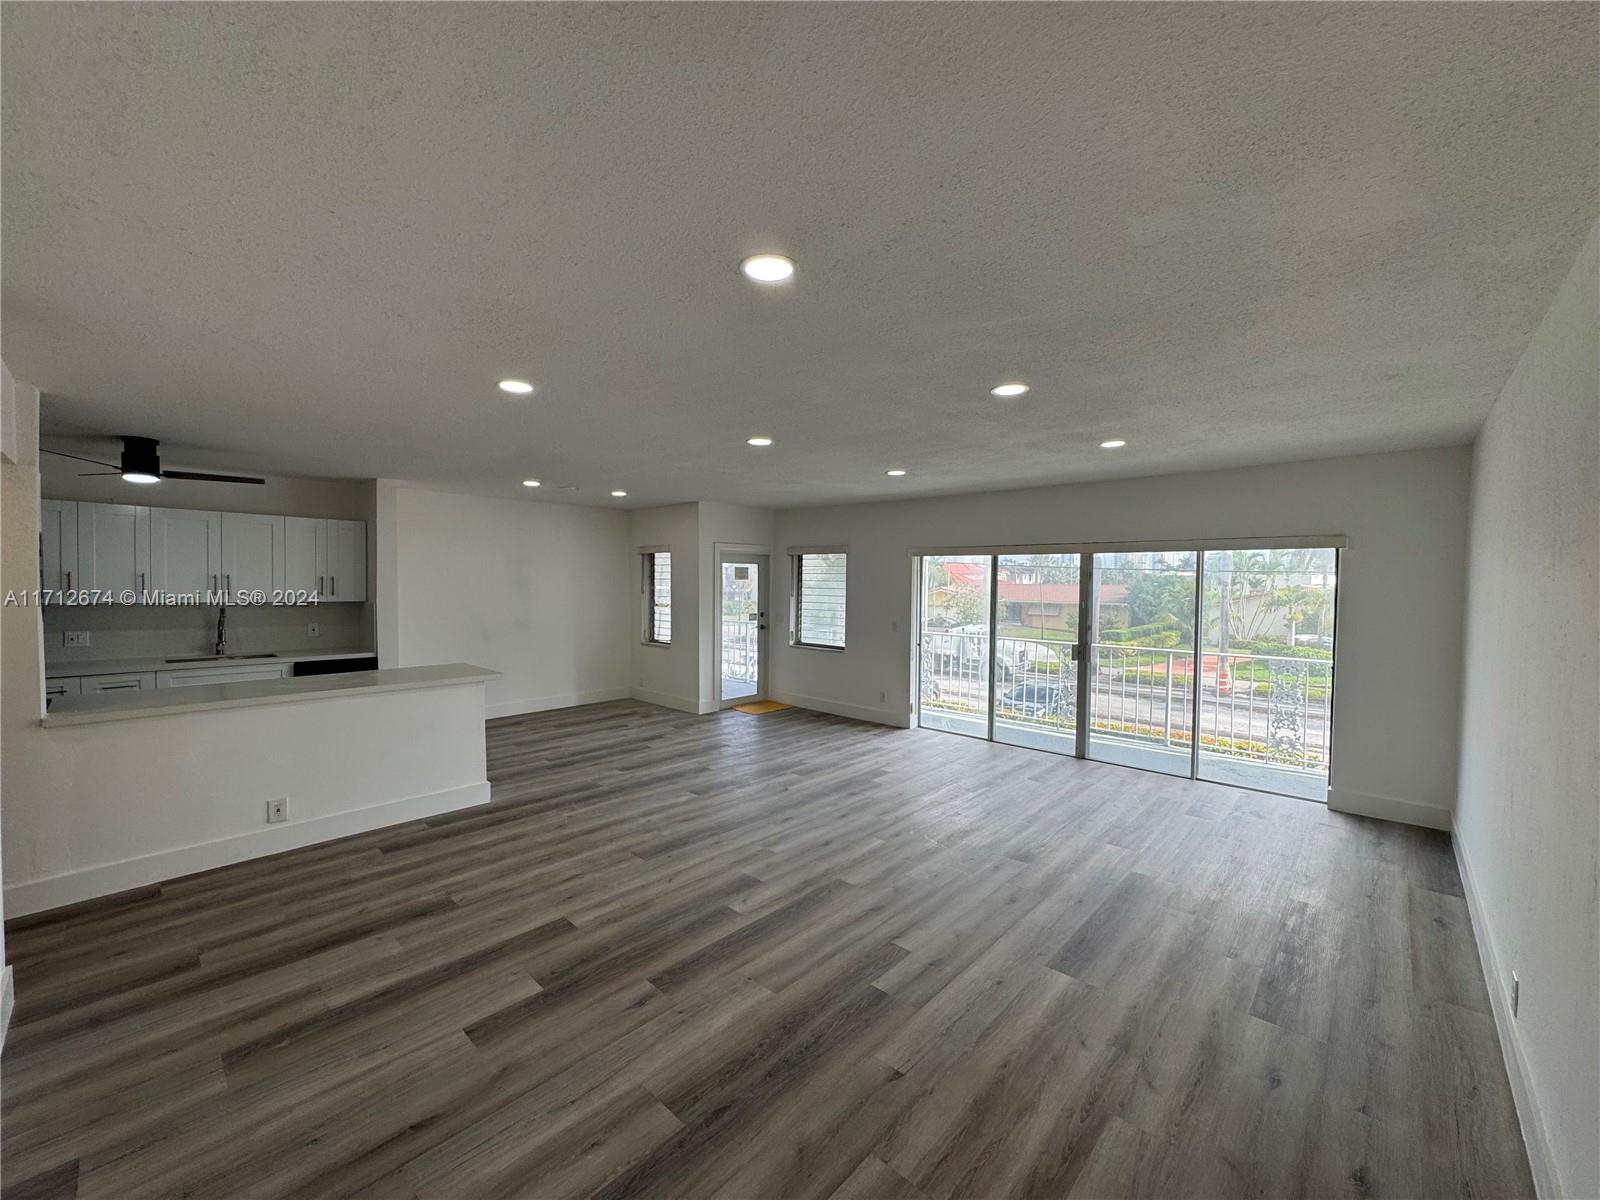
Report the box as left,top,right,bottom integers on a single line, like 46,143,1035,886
77,470,122,476
162,469,266,485
43,447,119,470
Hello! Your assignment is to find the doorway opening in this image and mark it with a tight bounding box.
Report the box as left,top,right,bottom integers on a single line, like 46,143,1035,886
916,545,1339,801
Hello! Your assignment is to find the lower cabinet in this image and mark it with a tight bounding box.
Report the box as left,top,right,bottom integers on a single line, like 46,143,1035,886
80,672,158,694
154,664,290,688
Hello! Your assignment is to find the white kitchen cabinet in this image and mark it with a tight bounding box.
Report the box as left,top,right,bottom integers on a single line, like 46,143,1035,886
327,519,367,602
148,507,224,597
45,676,81,701
220,512,285,601
284,516,330,598
76,503,149,596
80,671,157,694
156,663,289,687
40,499,78,594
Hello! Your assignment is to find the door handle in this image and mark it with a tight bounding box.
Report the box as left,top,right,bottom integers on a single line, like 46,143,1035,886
319,575,325,595
225,574,231,593
64,570,71,590
212,573,218,592
330,575,336,596
138,572,145,591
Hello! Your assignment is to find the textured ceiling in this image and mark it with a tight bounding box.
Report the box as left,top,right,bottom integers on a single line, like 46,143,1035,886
3,3,1596,508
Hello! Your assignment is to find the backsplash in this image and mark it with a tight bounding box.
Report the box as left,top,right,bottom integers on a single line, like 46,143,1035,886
43,602,372,664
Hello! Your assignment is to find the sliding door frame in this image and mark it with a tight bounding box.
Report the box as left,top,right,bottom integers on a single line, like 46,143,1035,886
914,533,1346,800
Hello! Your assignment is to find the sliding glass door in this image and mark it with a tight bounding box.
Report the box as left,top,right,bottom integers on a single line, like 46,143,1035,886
914,544,1339,802
992,554,1080,754
1086,551,1197,777
918,555,992,739
1196,548,1337,800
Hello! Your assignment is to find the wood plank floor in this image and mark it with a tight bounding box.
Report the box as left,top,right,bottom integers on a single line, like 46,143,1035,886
2,700,1532,1199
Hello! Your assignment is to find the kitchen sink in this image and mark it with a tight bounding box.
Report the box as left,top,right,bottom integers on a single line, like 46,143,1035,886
163,653,280,663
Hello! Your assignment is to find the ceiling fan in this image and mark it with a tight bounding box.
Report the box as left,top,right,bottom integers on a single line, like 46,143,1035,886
42,436,265,486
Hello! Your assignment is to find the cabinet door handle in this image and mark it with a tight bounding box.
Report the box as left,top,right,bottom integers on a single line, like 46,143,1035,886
330,575,336,596
225,574,231,592
64,570,71,590
138,571,145,592
319,575,325,595
212,573,218,592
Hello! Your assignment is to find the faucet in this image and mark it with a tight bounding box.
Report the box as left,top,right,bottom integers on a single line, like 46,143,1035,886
215,605,229,657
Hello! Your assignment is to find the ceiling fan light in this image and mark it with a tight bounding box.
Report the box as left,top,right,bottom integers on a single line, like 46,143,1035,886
121,471,160,484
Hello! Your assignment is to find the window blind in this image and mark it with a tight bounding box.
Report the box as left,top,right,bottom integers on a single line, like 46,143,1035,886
795,552,846,648
647,552,671,643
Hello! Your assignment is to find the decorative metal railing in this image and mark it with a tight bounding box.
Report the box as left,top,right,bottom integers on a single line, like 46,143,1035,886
721,615,760,684
919,629,1332,774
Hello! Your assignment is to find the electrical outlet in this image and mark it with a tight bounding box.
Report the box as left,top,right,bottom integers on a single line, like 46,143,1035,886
879,691,887,703
63,630,90,647
306,621,320,638
266,798,288,824
1511,971,1519,1017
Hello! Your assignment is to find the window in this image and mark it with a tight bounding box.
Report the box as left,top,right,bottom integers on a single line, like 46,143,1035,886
792,550,846,648
643,551,671,644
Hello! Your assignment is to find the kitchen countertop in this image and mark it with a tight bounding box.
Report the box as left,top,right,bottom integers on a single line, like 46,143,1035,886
45,648,378,678
42,663,497,727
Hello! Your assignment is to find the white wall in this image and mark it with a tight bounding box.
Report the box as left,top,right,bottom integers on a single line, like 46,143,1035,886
383,483,631,718
629,503,702,713
3,681,492,917
1455,221,1598,1200
770,446,1473,828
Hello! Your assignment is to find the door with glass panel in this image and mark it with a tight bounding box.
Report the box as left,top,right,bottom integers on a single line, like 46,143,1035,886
917,555,992,738
1197,548,1337,800
719,555,768,705
992,554,1082,753
1086,551,1198,777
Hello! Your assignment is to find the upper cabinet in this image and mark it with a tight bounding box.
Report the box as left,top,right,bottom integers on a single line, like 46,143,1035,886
327,518,367,601
284,516,329,596
42,501,367,605
148,507,224,595
40,499,78,592
77,502,149,594
220,512,285,601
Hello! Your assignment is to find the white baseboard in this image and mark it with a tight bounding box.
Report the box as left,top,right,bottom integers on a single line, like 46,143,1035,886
486,686,630,719
1454,835,1557,1199
0,965,13,1053
628,687,702,715
768,690,911,729
3,781,490,919
1327,786,1451,830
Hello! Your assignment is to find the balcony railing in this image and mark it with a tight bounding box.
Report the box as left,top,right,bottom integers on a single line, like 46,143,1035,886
721,615,760,684
919,629,1333,778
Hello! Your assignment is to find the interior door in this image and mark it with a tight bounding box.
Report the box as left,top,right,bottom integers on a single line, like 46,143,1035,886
719,555,767,704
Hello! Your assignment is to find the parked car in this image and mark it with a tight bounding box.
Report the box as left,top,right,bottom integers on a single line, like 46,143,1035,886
999,679,1071,719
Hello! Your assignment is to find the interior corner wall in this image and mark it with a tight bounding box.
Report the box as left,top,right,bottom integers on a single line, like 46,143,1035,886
1454,220,1599,1200
628,503,703,713
769,446,1473,827
384,484,631,718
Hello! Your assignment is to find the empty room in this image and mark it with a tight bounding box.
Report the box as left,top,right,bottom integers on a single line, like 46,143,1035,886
0,3,1596,1199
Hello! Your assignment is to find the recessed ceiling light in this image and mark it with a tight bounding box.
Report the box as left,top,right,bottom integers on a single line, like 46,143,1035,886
1100,439,1127,449
746,436,774,447
886,468,907,477
522,479,541,488
610,489,628,497
498,379,535,395
739,254,795,283
121,472,160,485
990,382,1029,398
